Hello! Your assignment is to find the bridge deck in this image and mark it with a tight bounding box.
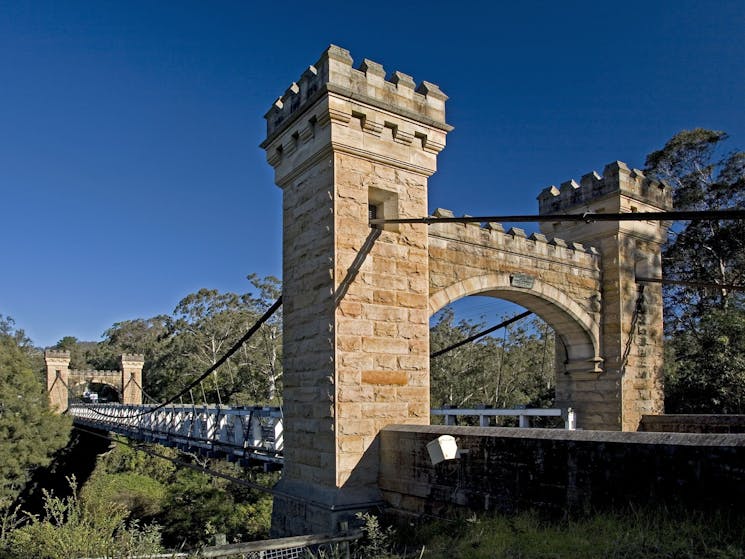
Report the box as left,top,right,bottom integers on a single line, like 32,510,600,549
68,403,284,466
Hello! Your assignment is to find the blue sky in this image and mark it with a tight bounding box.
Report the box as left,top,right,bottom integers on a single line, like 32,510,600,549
2,1,744,346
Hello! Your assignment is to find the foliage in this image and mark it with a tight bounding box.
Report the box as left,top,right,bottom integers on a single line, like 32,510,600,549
81,471,166,520
159,468,242,549
52,336,98,371
0,316,71,508
6,478,161,559
646,128,745,325
645,129,745,413
94,436,177,483
76,274,284,406
398,508,745,559
665,308,745,413
430,309,554,414
354,512,398,559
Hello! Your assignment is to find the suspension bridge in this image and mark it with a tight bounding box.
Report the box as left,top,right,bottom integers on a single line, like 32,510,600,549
45,44,745,537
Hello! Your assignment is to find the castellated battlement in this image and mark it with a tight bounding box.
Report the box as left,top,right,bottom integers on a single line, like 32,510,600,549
261,46,452,180
121,354,145,363
537,161,672,215
428,208,599,269
264,45,450,140
44,349,71,360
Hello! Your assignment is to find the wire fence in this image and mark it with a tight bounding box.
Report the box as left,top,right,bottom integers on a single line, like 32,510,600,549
78,530,361,559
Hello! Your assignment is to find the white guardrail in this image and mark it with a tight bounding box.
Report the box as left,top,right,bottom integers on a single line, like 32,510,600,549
431,407,576,430
67,403,284,463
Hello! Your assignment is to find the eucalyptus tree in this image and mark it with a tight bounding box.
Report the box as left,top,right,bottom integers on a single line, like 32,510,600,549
429,308,554,416
645,129,745,412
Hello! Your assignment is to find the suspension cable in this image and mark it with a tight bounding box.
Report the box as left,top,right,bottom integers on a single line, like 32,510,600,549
620,285,646,375
69,296,283,419
636,276,745,291
430,310,533,359
370,209,745,227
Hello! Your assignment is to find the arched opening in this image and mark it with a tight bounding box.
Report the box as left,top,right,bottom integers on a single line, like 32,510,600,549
429,273,602,425
430,273,601,369
430,295,557,418
83,382,121,404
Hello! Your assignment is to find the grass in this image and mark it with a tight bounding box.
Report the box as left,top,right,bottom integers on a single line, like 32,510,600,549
387,508,745,559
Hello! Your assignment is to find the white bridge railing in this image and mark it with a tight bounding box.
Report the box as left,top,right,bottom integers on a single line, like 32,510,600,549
431,407,576,430
68,403,283,464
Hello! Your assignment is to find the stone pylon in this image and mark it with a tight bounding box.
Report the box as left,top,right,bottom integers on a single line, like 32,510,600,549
120,354,145,405
538,163,672,431
45,349,71,412
261,45,451,534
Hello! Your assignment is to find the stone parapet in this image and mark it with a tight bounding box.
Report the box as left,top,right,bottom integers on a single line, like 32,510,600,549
537,161,672,215
428,208,599,271
640,414,745,433
70,369,120,376
380,425,745,518
121,354,145,366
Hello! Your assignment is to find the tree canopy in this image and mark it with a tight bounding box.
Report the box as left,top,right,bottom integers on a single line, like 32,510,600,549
645,128,745,413
0,316,71,507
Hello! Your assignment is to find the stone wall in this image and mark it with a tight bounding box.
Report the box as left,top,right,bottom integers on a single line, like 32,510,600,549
640,414,745,433
379,425,745,517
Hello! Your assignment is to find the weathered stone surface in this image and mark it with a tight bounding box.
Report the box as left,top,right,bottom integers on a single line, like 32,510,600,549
264,45,449,536
45,351,145,412
380,425,745,518
264,44,671,536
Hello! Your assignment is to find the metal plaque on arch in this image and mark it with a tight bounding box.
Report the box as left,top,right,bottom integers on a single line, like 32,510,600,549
511,273,535,289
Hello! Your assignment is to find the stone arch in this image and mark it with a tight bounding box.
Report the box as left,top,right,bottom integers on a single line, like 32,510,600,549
429,272,601,372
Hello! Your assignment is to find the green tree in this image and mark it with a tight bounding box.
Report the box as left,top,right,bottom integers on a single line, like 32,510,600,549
430,308,554,415
80,438,177,523
645,129,745,413
147,275,282,405
0,316,71,508
7,478,161,559
158,468,237,549
645,128,745,324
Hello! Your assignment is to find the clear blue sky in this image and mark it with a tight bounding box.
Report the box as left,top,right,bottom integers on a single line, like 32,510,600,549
2,1,743,347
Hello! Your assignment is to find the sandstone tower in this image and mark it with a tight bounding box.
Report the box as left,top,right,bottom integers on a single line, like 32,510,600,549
261,45,451,534
538,163,672,430
45,349,71,412
121,354,145,405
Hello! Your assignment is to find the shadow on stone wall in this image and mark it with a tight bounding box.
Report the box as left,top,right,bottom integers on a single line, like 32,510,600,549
379,425,745,519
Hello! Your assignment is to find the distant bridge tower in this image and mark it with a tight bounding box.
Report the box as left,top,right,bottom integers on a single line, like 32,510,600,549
262,45,451,535
44,350,145,412
121,354,144,405
45,349,71,413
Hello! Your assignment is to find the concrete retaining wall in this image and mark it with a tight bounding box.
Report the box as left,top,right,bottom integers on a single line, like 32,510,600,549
379,425,745,517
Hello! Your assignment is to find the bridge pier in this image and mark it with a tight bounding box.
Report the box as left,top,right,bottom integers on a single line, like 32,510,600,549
262,45,451,535
121,354,144,405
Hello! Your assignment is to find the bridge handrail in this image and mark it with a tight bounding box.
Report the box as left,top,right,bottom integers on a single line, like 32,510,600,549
431,407,576,429
67,403,285,462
